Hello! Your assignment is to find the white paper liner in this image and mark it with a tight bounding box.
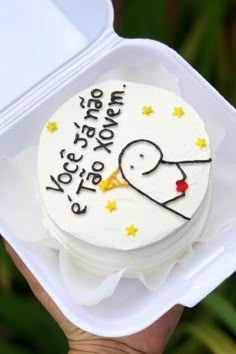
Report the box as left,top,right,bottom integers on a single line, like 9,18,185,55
60,249,175,305
0,66,235,306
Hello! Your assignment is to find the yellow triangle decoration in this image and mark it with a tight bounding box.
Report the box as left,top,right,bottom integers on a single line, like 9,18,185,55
99,167,128,191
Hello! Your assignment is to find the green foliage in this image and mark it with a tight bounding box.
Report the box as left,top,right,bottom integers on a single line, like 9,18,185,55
203,293,236,336
183,322,236,354
0,1,236,353
120,0,236,105
164,278,236,353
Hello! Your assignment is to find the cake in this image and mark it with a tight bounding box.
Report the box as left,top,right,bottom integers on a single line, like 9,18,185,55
38,80,212,275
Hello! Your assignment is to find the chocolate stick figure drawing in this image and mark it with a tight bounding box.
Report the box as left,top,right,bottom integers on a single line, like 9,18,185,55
118,139,212,220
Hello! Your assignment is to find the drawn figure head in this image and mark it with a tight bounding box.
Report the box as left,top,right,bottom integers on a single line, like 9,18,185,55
118,139,163,180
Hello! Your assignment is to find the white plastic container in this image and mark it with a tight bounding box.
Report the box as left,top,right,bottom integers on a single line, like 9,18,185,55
0,0,236,337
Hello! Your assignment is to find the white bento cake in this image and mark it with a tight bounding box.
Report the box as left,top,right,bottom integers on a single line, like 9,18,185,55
38,80,212,275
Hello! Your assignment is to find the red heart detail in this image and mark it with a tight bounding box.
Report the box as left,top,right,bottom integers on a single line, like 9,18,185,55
176,180,188,192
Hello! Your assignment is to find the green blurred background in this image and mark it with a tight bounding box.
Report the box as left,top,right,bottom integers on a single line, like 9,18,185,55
0,0,235,353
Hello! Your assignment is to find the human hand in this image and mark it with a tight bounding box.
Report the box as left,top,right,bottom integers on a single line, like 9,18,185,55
5,241,183,354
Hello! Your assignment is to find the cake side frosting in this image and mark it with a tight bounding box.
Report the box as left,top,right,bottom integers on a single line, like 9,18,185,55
42,185,212,275
38,81,212,251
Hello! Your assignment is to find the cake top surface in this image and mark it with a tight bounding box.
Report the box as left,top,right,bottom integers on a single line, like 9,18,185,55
38,80,212,250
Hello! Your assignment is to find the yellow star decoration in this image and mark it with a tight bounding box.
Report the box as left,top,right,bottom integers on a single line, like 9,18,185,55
173,106,185,118
125,224,138,236
195,137,207,148
46,121,58,132
142,106,154,116
105,200,117,212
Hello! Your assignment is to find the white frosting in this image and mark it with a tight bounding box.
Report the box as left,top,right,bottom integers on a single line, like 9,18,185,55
42,185,211,276
38,81,212,269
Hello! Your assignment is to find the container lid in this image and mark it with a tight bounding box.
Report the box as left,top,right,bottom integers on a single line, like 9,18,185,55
0,0,113,116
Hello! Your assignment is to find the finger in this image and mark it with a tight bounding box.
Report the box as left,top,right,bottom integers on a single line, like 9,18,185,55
121,305,183,354
3,241,73,333
155,304,183,345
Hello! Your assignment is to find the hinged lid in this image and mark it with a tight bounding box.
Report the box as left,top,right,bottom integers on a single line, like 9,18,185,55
0,0,114,120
